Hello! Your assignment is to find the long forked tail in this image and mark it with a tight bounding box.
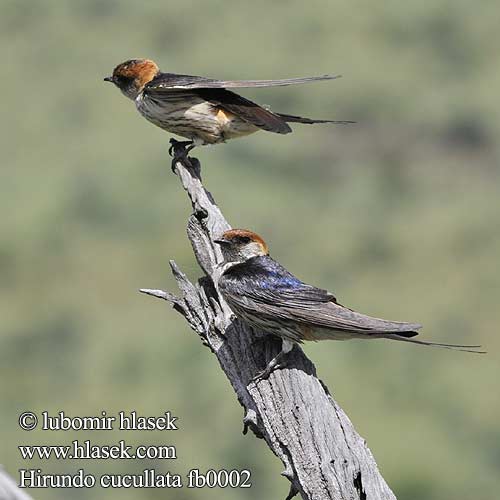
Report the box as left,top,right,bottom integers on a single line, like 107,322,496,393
389,335,486,354
277,112,355,125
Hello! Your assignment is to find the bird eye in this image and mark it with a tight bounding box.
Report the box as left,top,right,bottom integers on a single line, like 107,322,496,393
238,236,251,244
115,75,131,85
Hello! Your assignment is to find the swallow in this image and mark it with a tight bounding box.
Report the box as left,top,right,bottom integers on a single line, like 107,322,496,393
104,59,354,153
214,229,485,381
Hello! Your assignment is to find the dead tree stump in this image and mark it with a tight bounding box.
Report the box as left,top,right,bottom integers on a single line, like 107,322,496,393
141,146,397,500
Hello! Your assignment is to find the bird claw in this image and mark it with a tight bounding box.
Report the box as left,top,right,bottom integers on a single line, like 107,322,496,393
168,138,195,173
252,356,290,383
252,363,283,383
168,138,194,157
251,338,294,383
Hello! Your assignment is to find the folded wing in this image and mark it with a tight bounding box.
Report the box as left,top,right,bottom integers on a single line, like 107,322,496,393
225,281,421,335
144,84,292,134
219,258,418,335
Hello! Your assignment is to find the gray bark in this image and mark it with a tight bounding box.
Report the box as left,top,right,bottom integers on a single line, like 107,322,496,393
0,467,33,500
141,150,397,500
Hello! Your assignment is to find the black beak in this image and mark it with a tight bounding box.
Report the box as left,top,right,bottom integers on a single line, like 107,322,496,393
214,239,229,246
103,76,113,82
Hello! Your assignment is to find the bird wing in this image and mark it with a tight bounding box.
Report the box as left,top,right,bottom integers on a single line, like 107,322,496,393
292,300,421,334
220,259,419,335
204,89,292,134
226,284,420,335
144,83,292,134
145,73,341,90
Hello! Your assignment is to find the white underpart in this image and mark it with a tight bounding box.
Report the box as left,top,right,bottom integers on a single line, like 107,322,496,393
136,94,257,144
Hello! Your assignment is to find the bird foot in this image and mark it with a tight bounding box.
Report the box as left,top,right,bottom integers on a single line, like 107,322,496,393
251,338,294,383
252,362,285,383
168,138,196,173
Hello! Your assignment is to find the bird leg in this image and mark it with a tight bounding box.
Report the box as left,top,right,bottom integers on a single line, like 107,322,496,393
168,138,196,172
252,339,294,382
168,138,195,156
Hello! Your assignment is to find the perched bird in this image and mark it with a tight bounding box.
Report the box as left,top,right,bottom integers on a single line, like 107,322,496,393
104,59,353,151
215,229,484,380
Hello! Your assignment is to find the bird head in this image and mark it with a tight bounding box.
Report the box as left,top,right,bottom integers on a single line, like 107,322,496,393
104,59,160,100
214,229,269,263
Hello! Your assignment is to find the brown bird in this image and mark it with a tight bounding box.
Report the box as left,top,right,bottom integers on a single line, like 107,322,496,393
104,59,354,152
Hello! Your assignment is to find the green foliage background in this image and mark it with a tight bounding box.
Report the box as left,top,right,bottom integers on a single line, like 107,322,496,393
1,1,499,499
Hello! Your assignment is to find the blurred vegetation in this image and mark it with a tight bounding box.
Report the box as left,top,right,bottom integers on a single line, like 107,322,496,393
1,0,499,499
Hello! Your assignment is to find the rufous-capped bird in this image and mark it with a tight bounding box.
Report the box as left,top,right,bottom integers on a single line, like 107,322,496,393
214,229,484,381
104,59,353,152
